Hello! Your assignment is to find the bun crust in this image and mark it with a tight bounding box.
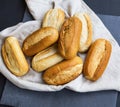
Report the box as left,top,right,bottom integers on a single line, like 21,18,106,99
43,56,83,85
83,39,112,81
58,17,82,59
32,44,63,72
42,8,65,31
74,13,92,52
2,36,29,76
22,27,59,56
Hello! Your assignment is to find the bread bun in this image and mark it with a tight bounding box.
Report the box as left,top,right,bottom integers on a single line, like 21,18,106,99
32,44,64,72
43,56,83,85
58,17,82,59
74,13,92,52
2,36,29,76
42,8,65,31
83,39,112,81
22,27,59,56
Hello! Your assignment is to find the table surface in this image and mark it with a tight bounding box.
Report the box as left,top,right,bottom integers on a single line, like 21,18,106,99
0,0,120,107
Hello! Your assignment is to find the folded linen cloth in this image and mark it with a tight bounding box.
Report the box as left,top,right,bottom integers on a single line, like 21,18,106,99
0,0,120,92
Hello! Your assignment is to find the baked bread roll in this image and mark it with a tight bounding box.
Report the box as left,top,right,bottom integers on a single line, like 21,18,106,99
22,27,59,56
32,44,64,72
58,17,82,59
43,56,83,85
2,36,29,76
42,8,65,31
83,39,112,81
74,13,92,52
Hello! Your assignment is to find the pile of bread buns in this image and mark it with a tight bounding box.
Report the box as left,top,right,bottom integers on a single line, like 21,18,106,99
1,8,112,85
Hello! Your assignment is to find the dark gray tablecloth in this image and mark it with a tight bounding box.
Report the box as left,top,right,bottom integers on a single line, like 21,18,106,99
84,0,120,16
0,10,120,107
0,81,118,107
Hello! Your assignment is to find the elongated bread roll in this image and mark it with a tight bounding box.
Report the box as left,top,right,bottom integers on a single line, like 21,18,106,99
42,8,65,31
22,27,59,56
58,17,82,59
74,13,92,52
32,44,64,72
83,39,112,81
43,56,83,85
2,36,29,76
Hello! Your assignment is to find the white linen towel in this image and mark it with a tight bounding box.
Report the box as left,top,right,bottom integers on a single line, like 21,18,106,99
0,0,120,92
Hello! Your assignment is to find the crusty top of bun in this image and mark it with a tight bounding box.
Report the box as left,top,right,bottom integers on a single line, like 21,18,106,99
74,13,92,52
42,8,65,31
83,39,112,81
58,17,82,59
2,36,29,76
22,27,59,56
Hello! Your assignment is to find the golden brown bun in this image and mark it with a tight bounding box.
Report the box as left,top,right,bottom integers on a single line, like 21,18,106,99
2,36,29,76
32,44,64,72
42,8,65,31
74,13,92,52
22,27,59,56
83,39,112,81
58,17,82,59
43,56,83,85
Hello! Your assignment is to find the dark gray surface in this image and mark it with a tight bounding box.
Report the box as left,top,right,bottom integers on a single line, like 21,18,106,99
98,15,120,45
84,0,120,16
0,81,118,107
117,94,120,107
0,11,120,107
0,0,26,31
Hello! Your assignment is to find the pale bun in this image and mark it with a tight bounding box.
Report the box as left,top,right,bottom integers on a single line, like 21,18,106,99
74,13,92,52
2,36,29,76
42,8,65,31
32,44,64,72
